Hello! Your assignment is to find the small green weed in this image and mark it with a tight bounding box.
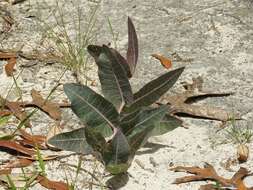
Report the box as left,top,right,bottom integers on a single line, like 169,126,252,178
35,0,101,80
226,118,253,145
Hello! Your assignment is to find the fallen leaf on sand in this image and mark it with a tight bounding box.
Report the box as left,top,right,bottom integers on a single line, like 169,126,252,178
151,54,172,69
159,76,238,121
0,89,63,125
0,110,12,116
0,96,31,127
19,129,46,144
0,52,17,76
30,89,61,121
171,163,253,190
0,169,11,175
18,129,46,149
37,175,69,190
5,57,17,76
0,140,35,155
3,158,33,168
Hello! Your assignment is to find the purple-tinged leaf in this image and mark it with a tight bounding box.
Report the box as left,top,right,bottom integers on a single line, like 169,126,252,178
88,45,131,78
127,17,138,76
88,45,134,111
110,48,131,78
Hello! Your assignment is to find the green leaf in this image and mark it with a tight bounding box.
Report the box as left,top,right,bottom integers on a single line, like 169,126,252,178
84,127,107,154
123,67,184,113
87,45,131,78
119,109,142,135
127,105,168,153
151,114,182,136
127,17,138,76
87,45,102,62
87,45,133,111
48,127,93,154
103,129,131,174
64,83,119,137
110,48,131,78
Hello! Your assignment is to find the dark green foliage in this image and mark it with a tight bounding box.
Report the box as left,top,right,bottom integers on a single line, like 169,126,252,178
87,45,133,111
49,17,184,175
152,114,183,136
127,105,169,153
48,127,93,154
103,129,131,174
64,83,119,137
123,67,184,113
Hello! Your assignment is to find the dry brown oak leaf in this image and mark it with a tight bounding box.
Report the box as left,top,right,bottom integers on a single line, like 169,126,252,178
0,96,32,127
159,76,239,121
171,163,253,190
0,52,17,76
0,89,68,124
17,129,47,149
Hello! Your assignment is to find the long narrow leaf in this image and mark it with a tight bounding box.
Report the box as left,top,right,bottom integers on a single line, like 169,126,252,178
103,129,131,174
119,109,142,134
127,17,138,76
110,48,132,78
64,83,119,137
88,45,133,111
123,67,184,112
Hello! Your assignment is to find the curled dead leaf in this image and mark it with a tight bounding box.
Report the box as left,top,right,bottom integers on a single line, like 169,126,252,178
0,52,17,76
5,57,17,76
18,129,46,147
151,54,172,69
237,144,249,163
37,175,69,190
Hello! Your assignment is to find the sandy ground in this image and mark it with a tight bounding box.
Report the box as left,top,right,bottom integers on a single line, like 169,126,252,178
0,0,253,189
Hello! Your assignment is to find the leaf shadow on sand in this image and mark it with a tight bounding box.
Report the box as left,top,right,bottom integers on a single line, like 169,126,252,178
136,142,173,155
